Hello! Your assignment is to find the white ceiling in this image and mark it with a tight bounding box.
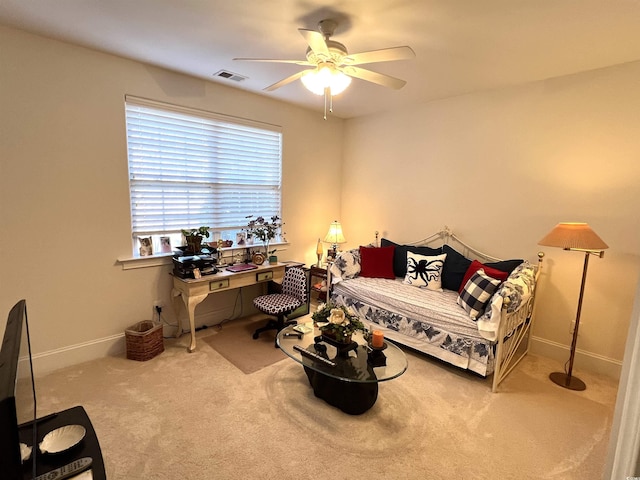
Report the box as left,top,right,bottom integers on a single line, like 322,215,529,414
2,0,640,119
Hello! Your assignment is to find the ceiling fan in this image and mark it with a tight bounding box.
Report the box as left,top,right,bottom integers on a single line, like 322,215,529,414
234,19,415,118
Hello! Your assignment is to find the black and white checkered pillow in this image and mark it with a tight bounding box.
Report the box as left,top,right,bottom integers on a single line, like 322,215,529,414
457,269,502,320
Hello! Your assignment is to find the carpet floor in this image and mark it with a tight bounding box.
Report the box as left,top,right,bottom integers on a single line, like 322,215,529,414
17,314,619,480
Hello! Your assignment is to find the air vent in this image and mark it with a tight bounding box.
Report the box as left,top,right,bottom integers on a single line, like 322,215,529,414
213,70,247,82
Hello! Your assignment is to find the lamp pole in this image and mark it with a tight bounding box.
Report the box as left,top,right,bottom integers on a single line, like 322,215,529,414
550,250,602,390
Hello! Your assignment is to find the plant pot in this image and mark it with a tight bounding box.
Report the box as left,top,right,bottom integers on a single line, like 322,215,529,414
320,331,352,345
185,236,202,254
268,255,278,264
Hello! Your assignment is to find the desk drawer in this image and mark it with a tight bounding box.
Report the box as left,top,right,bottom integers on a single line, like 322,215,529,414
256,271,273,282
209,279,230,291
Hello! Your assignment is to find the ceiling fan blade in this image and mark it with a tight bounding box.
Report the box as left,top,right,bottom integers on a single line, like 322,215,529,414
264,70,308,92
342,46,415,65
234,57,313,66
342,66,407,90
298,28,330,60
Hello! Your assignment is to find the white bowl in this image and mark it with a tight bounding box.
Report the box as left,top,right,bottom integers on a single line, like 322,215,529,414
20,442,32,462
39,425,86,454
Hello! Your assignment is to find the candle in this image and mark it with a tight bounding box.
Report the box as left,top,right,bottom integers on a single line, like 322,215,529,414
372,330,384,348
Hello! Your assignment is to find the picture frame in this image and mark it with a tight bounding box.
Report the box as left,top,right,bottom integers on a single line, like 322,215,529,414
159,236,172,253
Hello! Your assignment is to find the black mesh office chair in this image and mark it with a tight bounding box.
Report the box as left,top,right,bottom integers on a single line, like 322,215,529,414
252,267,307,346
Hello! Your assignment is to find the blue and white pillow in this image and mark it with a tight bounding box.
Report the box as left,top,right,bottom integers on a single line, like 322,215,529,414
328,249,361,284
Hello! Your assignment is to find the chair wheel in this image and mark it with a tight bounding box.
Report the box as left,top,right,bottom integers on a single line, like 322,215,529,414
252,332,259,339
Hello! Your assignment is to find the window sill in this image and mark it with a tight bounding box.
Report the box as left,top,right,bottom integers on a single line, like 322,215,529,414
117,242,289,270
117,253,174,270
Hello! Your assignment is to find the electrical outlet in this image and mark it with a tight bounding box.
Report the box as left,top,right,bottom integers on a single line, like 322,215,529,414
153,301,163,315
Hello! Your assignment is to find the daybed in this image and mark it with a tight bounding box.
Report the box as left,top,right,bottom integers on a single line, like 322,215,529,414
327,227,542,392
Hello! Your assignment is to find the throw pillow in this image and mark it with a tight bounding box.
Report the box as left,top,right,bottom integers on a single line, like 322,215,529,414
359,245,396,279
485,259,524,275
328,249,361,283
381,238,441,277
457,269,502,320
403,252,447,291
441,245,472,292
458,259,510,294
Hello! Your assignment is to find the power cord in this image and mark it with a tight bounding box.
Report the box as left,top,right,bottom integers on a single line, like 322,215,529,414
155,305,180,339
197,288,246,332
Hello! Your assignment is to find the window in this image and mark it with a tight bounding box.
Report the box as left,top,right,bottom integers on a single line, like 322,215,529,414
124,96,282,256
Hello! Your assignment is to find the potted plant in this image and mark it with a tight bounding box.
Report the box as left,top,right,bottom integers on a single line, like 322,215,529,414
181,226,210,253
245,215,283,258
311,302,367,344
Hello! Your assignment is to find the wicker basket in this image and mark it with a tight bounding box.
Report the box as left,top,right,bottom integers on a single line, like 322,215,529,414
125,320,164,361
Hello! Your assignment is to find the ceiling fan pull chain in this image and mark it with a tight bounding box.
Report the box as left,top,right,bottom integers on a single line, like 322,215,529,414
329,91,334,113
323,87,329,120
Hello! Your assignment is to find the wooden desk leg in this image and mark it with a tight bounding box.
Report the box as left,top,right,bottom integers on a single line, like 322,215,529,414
181,292,209,353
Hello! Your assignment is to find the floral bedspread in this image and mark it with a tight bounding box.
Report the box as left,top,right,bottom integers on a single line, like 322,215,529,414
331,277,495,376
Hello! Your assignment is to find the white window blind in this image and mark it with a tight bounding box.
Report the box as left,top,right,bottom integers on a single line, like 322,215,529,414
125,97,282,241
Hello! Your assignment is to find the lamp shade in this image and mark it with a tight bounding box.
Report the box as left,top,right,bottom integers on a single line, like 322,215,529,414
538,222,608,251
323,221,346,244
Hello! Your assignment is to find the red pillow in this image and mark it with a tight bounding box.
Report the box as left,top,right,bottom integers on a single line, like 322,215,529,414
458,259,509,293
359,246,396,279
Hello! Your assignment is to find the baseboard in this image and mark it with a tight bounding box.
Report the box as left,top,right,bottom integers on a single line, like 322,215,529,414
18,304,260,378
530,335,622,380
19,333,126,378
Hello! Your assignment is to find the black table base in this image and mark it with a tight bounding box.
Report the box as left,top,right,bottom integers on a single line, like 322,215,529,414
303,366,378,415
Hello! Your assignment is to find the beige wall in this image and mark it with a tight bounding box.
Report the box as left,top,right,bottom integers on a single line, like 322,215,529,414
341,62,640,376
2,24,638,378
0,26,343,370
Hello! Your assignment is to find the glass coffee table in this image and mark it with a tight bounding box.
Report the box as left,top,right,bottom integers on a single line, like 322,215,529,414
277,324,408,415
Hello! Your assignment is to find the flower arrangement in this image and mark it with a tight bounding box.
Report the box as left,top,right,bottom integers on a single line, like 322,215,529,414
245,215,283,255
312,302,367,343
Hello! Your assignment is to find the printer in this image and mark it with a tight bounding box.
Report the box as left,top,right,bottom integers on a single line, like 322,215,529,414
172,254,218,279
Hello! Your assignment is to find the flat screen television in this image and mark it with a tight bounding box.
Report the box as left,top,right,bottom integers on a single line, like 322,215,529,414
0,300,38,480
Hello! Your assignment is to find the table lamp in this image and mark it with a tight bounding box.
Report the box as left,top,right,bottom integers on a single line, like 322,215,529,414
538,222,608,391
323,220,346,260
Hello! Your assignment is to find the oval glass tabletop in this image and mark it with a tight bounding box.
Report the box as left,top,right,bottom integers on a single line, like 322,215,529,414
277,324,408,383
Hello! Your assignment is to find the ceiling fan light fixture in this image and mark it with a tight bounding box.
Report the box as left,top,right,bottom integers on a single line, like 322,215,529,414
301,64,351,96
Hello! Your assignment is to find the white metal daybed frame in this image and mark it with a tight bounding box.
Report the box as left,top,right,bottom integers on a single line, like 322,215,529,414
333,226,543,392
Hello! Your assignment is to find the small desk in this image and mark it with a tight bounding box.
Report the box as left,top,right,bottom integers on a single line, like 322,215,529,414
172,263,285,352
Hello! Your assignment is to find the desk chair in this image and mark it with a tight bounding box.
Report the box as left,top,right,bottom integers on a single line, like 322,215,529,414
252,267,307,346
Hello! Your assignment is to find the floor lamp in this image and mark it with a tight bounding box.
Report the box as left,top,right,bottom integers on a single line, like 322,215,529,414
538,222,608,391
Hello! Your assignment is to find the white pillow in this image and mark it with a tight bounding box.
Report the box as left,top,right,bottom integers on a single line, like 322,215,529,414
403,252,447,291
